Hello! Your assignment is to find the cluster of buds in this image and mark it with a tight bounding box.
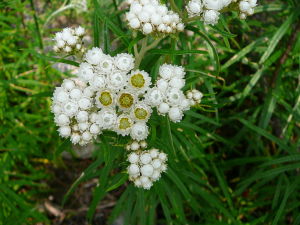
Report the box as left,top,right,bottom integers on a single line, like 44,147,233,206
126,141,168,189
53,26,85,54
186,89,203,106
239,0,257,19
186,0,257,25
146,64,192,122
126,0,184,35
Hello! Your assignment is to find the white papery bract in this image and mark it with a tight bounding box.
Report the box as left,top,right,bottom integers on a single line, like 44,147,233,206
53,26,85,54
126,0,184,35
127,144,168,190
186,0,258,25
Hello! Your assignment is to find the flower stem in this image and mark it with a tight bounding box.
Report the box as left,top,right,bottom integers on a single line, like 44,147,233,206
134,37,162,69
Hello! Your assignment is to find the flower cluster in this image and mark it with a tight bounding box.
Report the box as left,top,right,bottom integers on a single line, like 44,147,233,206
186,0,257,25
146,64,191,123
52,47,158,144
126,0,184,35
53,26,85,54
186,89,203,106
239,0,257,19
126,141,168,189
52,78,99,146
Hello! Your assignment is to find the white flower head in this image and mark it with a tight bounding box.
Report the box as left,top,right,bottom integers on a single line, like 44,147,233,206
187,0,203,17
96,108,117,129
203,10,220,25
115,114,133,136
78,63,94,82
130,122,149,141
117,90,137,111
131,103,152,122
114,53,135,71
95,89,115,108
145,87,164,106
107,71,128,91
128,70,151,94
85,47,104,65
96,55,115,74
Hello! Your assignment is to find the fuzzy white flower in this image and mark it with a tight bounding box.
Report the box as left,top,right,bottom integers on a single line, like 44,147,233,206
114,53,135,71
203,10,220,25
115,114,133,136
187,0,203,16
128,70,151,94
126,145,168,190
85,47,104,65
78,63,94,82
96,108,117,129
130,122,149,141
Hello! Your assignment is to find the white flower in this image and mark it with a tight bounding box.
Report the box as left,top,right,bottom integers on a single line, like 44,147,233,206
63,101,79,116
90,75,106,89
129,18,141,29
71,133,81,144
131,103,152,122
140,153,152,164
62,79,75,91
159,64,173,80
130,122,149,141
78,97,92,110
141,164,154,176
53,87,69,103
166,88,184,106
130,141,140,151
82,131,92,141
55,114,70,126
96,108,117,129
203,0,224,10
59,126,71,137
168,107,183,122
187,0,202,16
107,72,127,90
239,1,251,13
97,56,115,74
131,2,143,14
126,146,168,190
169,77,185,89
203,10,220,25
117,90,136,111
157,78,169,92
128,152,139,164
76,110,89,122
85,47,104,65
157,102,170,114
90,123,101,134
75,26,85,36
115,114,133,136
95,89,115,108
52,104,62,114
78,63,94,82
128,70,151,94
146,88,163,106
78,122,89,131
143,23,153,34
114,53,135,71
70,88,82,100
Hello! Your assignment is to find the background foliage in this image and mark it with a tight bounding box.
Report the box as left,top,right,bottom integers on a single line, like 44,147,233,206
0,0,300,224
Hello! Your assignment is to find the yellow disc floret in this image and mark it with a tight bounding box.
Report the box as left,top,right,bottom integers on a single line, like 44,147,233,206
99,91,113,106
119,93,134,108
119,117,132,130
134,108,148,120
130,73,145,88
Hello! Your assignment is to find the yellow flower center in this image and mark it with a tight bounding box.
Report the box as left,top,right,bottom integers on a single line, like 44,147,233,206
130,73,145,88
134,108,148,120
119,93,134,108
119,117,131,130
99,91,112,106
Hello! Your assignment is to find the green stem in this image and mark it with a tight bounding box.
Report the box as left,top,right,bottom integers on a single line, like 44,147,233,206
183,15,202,23
134,37,162,69
169,0,182,17
29,0,43,50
